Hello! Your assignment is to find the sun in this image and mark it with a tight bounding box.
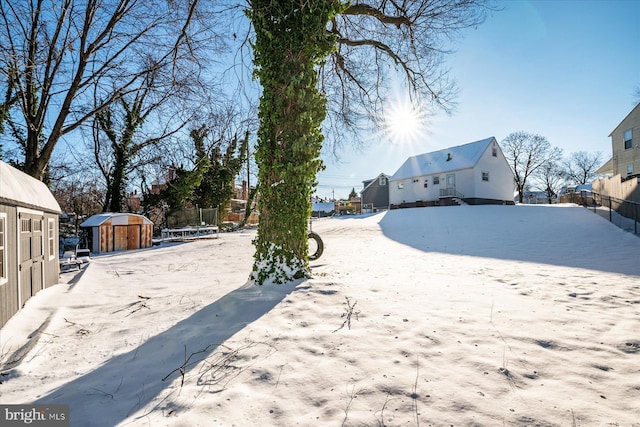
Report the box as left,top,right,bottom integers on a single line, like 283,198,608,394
381,94,429,146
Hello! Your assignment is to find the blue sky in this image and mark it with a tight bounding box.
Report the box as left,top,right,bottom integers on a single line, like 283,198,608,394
316,0,640,200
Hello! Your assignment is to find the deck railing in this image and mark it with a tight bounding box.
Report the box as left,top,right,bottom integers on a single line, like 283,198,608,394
439,188,464,199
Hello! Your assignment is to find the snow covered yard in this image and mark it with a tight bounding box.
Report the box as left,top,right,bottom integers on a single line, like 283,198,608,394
1,204,639,426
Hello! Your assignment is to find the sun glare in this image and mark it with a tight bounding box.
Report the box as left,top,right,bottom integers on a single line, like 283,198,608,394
382,94,429,146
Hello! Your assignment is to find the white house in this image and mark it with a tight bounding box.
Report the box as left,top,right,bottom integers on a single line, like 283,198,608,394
389,137,515,207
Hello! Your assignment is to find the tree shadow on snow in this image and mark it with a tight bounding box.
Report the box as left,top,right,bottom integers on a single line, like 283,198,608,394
378,205,640,277
33,279,303,426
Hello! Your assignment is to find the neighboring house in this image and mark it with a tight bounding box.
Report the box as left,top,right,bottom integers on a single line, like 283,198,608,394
0,160,62,328
335,199,361,215
595,157,614,177
361,173,390,212
609,102,640,179
522,191,551,204
80,213,153,254
389,137,515,207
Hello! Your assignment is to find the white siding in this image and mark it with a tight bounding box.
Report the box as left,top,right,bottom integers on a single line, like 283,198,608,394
472,140,515,201
389,137,515,205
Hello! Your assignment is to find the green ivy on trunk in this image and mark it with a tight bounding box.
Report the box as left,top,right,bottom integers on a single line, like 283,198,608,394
249,1,343,284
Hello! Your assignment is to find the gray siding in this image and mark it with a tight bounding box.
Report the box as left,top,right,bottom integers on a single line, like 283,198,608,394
0,205,59,328
0,205,19,327
362,177,390,210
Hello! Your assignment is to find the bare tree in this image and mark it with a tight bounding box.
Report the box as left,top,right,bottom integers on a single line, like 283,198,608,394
92,66,193,213
502,131,563,203
321,1,493,150
536,161,564,204
562,151,603,185
0,67,16,136
246,1,495,284
0,0,208,180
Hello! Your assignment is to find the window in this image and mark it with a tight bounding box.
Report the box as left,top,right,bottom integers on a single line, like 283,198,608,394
48,218,56,260
627,164,634,176
397,181,404,189
433,176,440,185
482,172,490,182
624,129,633,150
379,176,387,186
21,218,31,233
423,179,428,188
492,146,497,157
0,213,6,284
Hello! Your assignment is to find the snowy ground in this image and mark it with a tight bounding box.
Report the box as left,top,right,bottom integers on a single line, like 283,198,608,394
1,204,639,427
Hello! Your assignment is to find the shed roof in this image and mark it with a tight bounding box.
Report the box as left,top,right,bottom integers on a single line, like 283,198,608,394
0,160,62,213
80,212,152,227
390,137,496,181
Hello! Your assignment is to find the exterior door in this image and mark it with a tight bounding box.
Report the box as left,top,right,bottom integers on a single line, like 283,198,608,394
113,226,128,251
127,225,141,250
446,173,456,196
18,213,44,307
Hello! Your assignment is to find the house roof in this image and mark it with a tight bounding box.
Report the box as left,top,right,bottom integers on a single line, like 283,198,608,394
0,160,62,213
390,137,496,181
361,173,390,193
80,212,152,227
595,157,613,175
609,102,640,137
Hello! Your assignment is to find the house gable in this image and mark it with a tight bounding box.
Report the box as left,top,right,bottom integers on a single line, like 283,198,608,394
609,102,640,178
361,173,390,210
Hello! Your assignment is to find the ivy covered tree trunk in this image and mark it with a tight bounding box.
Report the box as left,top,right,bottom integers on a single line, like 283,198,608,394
249,1,343,285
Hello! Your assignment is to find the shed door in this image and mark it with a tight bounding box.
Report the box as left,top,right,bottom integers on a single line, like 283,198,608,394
113,226,128,251
127,225,141,250
19,213,44,307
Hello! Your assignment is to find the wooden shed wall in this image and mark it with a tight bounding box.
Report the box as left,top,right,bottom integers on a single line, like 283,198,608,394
91,216,152,253
99,220,114,253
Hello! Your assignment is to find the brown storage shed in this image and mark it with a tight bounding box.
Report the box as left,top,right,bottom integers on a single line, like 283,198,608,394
0,160,62,328
80,213,153,254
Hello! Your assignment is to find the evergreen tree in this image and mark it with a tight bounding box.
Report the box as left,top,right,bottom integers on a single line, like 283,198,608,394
192,127,248,219
349,188,357,200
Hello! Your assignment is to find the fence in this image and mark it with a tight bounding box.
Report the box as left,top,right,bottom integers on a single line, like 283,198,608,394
559,192,594,207
593,193,640,234
166,207,219,229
